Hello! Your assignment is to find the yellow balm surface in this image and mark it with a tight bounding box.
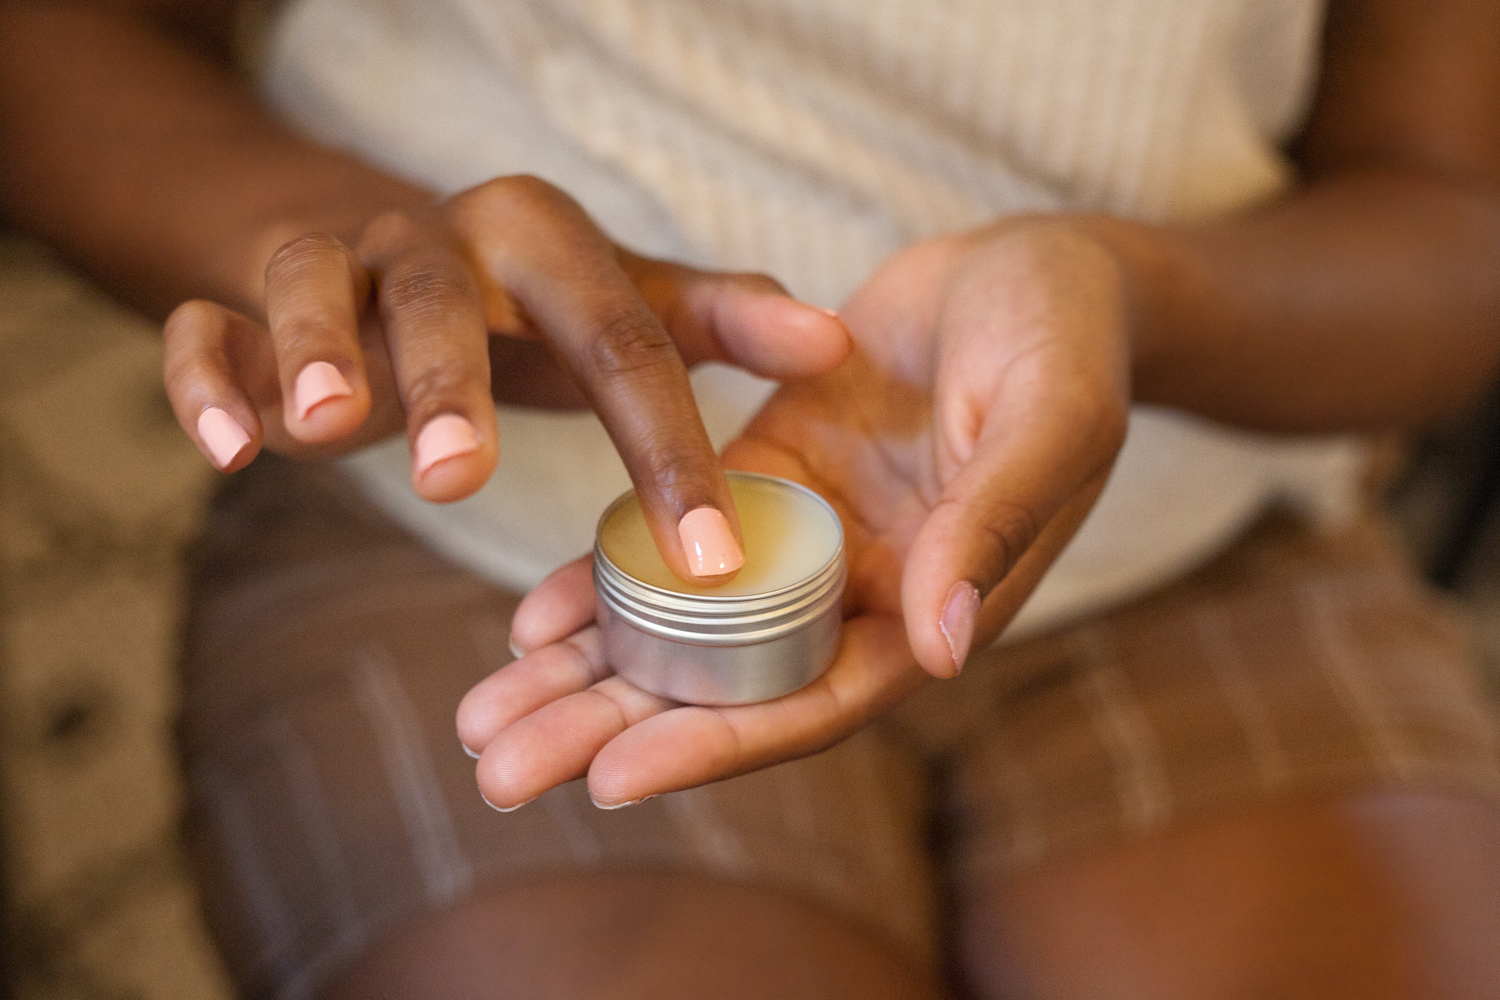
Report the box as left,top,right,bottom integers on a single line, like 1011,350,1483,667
599,475,840,597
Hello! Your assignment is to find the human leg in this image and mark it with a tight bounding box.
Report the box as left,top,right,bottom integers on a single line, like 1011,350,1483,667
320,872,946,1000
961,791,1500,1000
908,510,1500,999
177,456,947,1000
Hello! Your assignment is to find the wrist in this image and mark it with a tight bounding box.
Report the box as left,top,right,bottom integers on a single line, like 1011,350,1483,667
1064,213,1192,409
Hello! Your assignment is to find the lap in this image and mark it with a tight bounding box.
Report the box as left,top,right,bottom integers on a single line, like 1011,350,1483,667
963,790,1500,1000
318,872,948,1000
179,456,940,997
177,456,1500,1000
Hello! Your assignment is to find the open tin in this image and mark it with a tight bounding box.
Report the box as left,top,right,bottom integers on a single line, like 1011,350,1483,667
593,472,846,705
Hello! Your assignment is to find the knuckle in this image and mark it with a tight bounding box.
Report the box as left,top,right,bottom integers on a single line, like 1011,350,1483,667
1079,391,1130,458
733,270,789,297
401,363,484,414
358,207,434,259
275,314,343,357
265,232,348,283
1051,375,1129,455
490,173,564,209
587,309,677,378
634,433,709,494
1097,403,1128,454
163,299,223,342
465,175,587,238
379,264,472,319
974,499,1041,583
162,348,219,395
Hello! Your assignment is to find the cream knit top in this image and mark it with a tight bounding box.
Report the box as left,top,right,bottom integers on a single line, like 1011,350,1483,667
258,0,1365,637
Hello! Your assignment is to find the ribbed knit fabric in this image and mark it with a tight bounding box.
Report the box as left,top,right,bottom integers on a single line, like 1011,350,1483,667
258,0,1367,636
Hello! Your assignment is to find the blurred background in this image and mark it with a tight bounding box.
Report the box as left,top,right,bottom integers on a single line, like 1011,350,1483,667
0,223,1497,1000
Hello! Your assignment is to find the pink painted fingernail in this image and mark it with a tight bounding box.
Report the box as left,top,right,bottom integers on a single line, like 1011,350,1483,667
939,580,981,674
294,361,353,420
678,507,745,578
414,413,479,476
196,407,251,469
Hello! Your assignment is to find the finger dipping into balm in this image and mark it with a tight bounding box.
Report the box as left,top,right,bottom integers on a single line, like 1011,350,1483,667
595,472,845,706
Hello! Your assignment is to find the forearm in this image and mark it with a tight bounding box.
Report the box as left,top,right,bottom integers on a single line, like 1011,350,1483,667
0,0,429,318
1093,169,1500,434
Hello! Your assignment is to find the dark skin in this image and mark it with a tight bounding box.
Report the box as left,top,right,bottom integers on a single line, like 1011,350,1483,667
2,0,1500,996
0,0,855,583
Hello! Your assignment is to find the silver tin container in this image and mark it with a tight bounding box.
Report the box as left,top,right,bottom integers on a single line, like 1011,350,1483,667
593,472,845,706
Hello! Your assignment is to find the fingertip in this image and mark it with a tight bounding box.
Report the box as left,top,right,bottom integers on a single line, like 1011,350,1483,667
797,303,855,372
294,361,353,420
908,614,965,680
759,299,854,376
411,413,494,502
414,413,480,475
589,792,657,810
677,506,745,583
711,292,852,378
285,361,370,444
456,694,507,764
475,752,533,813
455,684,490,754
901,519,984,680
937,580,980,676
510,557,596,651
196,406,254,471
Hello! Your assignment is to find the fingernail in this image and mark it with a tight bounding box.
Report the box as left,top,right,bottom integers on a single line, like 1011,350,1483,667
481,790,535,813
591,794,657,811
414,413,479,476
939,580,981,674
294,361,353,420
196,407,251,469
461,741,480,760
678,507,745,578
508,638,525,660
817,307,842,319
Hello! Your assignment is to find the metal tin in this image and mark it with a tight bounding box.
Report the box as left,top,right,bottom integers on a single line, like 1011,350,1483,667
593,472,846,706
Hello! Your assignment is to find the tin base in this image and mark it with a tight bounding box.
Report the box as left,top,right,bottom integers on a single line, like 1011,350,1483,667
598,598,841,706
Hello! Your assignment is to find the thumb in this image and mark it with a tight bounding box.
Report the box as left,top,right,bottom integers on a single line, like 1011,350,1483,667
901,406,1123,679
619,252,852,378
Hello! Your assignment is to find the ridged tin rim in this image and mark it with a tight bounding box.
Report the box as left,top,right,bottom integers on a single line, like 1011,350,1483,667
594,472,846,647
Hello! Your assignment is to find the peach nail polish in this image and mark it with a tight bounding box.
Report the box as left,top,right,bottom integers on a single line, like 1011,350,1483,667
414,413,479,476
939,580,981,674
294,361,353,420
677,506,745,578
196,407,251,469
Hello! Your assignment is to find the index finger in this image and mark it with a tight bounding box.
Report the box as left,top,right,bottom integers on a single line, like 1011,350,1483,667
448,176,744,585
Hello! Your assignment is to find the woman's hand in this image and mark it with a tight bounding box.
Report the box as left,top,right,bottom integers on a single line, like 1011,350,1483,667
457,219,1133,807
162,174,849,583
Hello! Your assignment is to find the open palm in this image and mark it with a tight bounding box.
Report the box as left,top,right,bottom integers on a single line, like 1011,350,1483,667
458,220,1132,808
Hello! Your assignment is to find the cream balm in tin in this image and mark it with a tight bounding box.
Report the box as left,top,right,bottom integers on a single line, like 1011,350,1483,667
593,472,846,706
